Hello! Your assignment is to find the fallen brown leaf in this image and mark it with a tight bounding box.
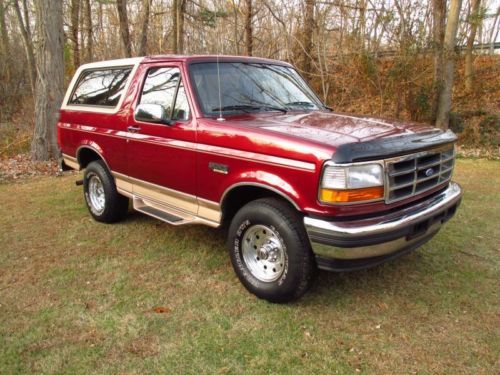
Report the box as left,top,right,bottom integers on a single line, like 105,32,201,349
152,306,171,314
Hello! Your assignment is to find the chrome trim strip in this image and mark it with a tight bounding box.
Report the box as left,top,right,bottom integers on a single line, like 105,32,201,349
197,144,316,172
59,123,128,140
125,131,196,150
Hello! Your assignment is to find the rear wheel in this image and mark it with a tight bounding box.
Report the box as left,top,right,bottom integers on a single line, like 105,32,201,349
83,160,128,223
228,197,316,303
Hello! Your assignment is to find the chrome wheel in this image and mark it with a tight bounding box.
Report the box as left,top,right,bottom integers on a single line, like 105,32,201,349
242,224,286,282
88,173,105,214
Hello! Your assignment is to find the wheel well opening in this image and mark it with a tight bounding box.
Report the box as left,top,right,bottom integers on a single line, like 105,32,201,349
221,186,299,225
77,148,102,169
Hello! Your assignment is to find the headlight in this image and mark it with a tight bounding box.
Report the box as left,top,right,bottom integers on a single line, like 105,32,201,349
320,163,384,204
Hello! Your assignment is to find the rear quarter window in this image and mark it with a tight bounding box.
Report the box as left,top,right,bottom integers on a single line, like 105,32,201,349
68,67,133,107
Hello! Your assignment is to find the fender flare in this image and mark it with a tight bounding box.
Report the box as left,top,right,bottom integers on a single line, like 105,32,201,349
76,144,112,172
220,182,301,211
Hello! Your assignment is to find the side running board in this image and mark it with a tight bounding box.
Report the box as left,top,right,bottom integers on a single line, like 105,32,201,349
133,196,196,226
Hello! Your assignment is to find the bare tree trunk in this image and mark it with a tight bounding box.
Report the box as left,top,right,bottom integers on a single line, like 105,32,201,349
171,0,187,54
358,0,366,51
300,0,315,77
139,0,151,56
32,0,64,161
464,0,481,92
172,0,178,53
432,0,446,121
98,1,103,51
71,0,81,67
13,0,36,95
231,0,239,54
84,0,93,62
0,0,9,57
79,0,85,61
116,0,132,57
245,0,253,56
435,0,463,130
178,0,186,53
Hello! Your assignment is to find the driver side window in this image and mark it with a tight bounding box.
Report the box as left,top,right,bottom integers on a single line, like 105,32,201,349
140,67,190,121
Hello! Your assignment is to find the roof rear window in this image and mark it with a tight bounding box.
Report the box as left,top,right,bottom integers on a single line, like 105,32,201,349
68,67,133,107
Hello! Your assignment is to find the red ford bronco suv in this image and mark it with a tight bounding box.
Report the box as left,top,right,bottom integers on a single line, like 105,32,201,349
58,55,462,302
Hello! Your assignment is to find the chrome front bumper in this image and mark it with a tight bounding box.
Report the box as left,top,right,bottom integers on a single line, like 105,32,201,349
304,182,462,271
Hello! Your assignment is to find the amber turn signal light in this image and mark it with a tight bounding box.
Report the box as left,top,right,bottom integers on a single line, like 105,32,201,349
320,186,384,203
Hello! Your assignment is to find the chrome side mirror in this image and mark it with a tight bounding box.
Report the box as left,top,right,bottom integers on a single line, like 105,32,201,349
134,103,172,125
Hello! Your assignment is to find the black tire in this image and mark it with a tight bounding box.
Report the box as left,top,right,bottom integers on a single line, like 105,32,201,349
227,197,316,303
83,160,129,223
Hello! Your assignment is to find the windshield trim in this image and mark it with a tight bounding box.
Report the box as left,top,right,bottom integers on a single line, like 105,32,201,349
187,61,326,117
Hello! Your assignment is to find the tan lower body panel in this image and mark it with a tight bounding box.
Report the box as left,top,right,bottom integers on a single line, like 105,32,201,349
62,155,80,170
113,172,221,227
197,197,222,223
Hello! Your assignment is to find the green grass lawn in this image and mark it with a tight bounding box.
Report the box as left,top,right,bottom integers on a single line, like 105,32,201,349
0,159,498,374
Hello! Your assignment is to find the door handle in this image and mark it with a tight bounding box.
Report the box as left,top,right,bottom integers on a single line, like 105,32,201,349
127,125,141,133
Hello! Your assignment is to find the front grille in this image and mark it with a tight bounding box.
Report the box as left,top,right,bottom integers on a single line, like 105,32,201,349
386,145,455,203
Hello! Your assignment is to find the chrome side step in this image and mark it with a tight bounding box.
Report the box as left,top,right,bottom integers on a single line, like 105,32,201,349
132,196,196,225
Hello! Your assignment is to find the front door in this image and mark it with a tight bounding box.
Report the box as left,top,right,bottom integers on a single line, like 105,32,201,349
126,63,197,214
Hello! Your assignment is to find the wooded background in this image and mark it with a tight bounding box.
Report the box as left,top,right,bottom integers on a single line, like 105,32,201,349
0,0,498,160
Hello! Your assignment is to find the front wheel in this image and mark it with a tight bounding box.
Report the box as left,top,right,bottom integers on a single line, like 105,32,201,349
227,198,316,303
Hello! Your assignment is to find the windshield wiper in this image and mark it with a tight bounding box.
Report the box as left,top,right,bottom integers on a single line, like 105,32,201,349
284,101,332,111
285,101,316,108
212,104,287,114
211,105,254,113
258,105,287,113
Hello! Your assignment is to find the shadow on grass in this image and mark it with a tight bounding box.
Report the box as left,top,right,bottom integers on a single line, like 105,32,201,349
122,207,227,245
94,194,485,312
120,208,443,307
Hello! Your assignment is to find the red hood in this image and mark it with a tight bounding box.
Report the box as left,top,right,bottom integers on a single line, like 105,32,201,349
230,111,437,148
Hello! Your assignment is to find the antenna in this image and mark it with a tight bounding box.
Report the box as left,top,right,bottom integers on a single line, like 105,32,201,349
215,7,225,122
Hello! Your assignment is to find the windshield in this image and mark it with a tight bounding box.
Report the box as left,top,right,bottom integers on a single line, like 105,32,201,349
189,62,324,116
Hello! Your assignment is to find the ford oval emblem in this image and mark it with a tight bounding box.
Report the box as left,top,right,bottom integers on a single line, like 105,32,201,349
425,168,434,177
